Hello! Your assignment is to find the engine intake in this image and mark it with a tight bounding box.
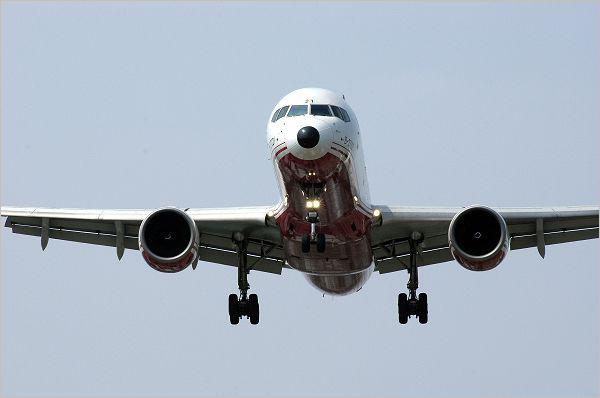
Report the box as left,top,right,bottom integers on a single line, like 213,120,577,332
139,208,199,273
448,206,508,271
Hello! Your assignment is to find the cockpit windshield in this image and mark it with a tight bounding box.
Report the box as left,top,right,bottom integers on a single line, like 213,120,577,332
310,104,332,117
287,105,308,117
271,104,350,122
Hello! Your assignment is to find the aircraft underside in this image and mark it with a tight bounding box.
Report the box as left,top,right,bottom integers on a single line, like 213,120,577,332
275,151,374,295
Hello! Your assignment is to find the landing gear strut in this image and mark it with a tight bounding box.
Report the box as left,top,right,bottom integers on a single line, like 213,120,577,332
398,232,428,324
228,237,259,325
301,208,325,253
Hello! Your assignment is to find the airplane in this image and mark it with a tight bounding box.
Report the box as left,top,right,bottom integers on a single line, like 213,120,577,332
2,87,598,325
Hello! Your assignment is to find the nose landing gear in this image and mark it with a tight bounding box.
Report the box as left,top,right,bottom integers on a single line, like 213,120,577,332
397,232,428,324
301,209,326,253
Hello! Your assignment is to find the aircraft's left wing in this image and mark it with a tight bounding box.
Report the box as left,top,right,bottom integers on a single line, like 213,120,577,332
1,206,286,274
370,206,599,274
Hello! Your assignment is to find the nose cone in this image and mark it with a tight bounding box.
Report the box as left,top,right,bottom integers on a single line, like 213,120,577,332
297,126,320,149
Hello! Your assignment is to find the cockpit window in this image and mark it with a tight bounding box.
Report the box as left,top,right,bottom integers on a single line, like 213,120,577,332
330,105,350,122
339,107,351,122
310,104,332,117
275,106,289,121
331,105,344,121
270,106,290,123
271,107,282,122
287,105,308,117
274,104,349,121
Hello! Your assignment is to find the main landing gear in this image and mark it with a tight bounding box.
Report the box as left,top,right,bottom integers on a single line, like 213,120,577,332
228,237,259,325
301,207,325,253
398,232,428,324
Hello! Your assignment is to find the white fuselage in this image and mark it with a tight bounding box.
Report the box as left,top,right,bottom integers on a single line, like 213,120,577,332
266,88,375,295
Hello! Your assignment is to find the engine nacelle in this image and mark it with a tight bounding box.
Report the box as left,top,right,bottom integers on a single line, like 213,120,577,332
138,208,199,273
448,206,509,271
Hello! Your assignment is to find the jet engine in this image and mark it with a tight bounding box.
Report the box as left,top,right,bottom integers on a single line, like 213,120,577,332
448,206,509,271
138,208,199,273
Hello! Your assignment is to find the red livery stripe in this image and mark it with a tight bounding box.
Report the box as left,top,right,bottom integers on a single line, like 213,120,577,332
271,141,286,157
275,146,288,158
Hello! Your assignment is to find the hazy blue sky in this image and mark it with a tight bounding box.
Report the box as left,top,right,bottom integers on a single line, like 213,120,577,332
1,2,598,397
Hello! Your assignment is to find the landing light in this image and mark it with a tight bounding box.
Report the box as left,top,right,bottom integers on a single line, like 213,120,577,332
306,200,320,209
373,209,381,218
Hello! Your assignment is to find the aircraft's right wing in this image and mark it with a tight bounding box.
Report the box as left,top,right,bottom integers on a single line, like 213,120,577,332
1,206,287,274
370,206,599,274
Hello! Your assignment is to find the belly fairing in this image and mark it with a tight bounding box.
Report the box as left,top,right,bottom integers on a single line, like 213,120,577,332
304,266,374,295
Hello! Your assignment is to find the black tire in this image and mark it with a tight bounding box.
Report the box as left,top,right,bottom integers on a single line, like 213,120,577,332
301,234,310,253
316,233,326,253
398,293,408,324
418,292,428,324
249,294,259,325
228,294,239,325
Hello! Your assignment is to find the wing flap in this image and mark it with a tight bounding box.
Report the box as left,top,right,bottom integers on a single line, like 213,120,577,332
5,216,140,236
508,218,598,235
10,224,139,250
510,228,599,250
376,248,454,274
372,233,449,261
198,233,285,261
198,246,284,275
505,208,599,235
1,206,151,221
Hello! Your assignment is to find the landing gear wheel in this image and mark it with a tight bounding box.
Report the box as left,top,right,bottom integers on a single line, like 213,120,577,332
418,292,428,324
301,234,310,253
248,294,259,325
398,293,408,324
316,233,326,253
228,294,239,325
